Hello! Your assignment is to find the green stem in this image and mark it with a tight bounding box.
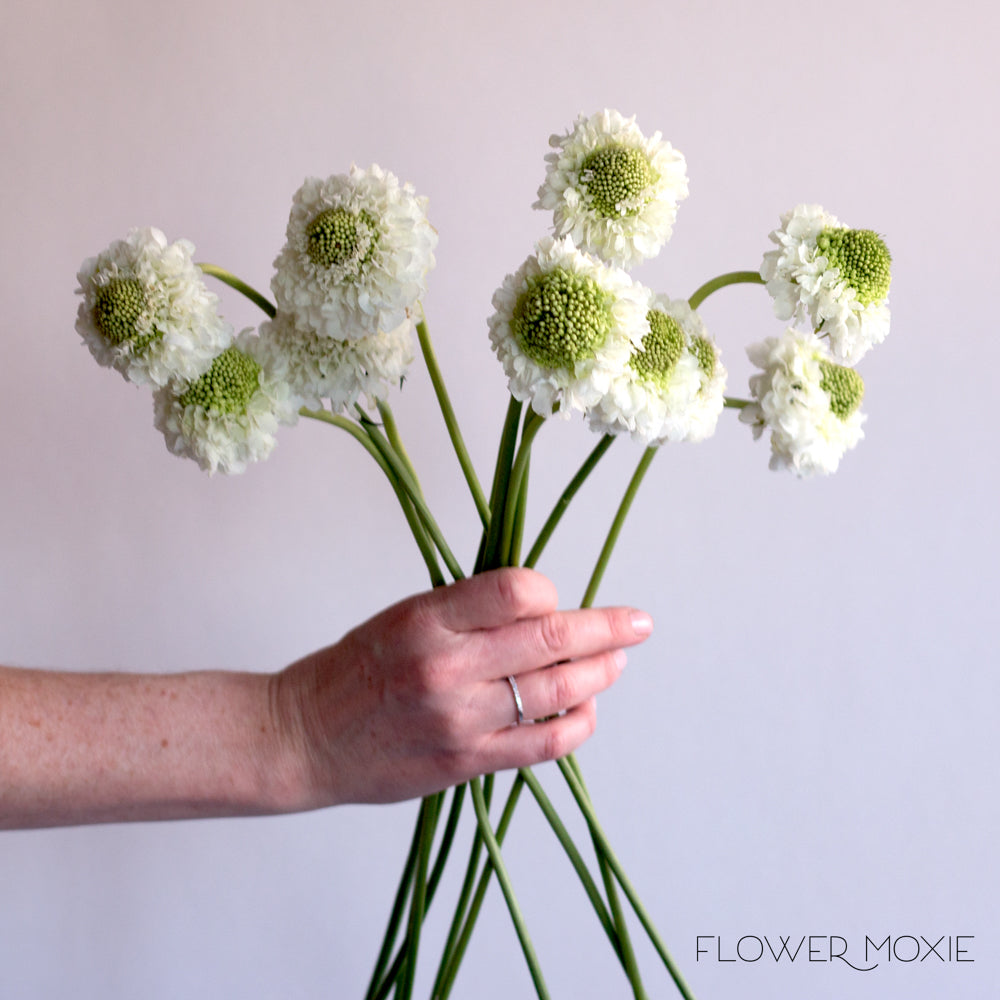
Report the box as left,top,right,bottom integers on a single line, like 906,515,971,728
299,407,445,586
687,270,764,311
524,435,615,569
371,786,468,1000
433,775,503,999
365,799,427,1000
508,455,530,568
377,400,420,489
416,318,490,530
723,397,751,409
557,759,696,1000
395,793,443,999
355,410,465,581
478,397,524,572
196,262,276,318
564,754,647,1000
580,446,658,609
468,777,549,999
518,768,624,960
500,411,545,566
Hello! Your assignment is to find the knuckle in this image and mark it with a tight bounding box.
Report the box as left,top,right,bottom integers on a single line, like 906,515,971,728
540,724,575,763
493,567,523,612
536,613,571,659
548,666,578,710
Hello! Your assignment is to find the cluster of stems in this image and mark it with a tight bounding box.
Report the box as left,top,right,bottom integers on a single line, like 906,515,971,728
201,263,768,999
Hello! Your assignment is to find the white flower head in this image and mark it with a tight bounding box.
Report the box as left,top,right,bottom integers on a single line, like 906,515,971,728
535,109,689,269
760,204,892,364
488,236,649,418
587,294,726,446
153,331,299,475
256,310,414,412
271,165,437,341
75,227,233,387
740,328,866,477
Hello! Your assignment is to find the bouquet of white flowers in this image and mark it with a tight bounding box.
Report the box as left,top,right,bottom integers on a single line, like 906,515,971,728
74,108,892,999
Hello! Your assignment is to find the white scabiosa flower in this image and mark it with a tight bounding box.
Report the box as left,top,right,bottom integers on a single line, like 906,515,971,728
535,109,689,269
255,310,414,412
586,295,726,445
271,165,437,341
739,328,866,477
153,332,298,475
488,236,649,418
760,204,892,364
75,227,233,387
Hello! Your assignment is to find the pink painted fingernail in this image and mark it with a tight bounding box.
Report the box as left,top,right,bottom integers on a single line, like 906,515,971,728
630,611,654,637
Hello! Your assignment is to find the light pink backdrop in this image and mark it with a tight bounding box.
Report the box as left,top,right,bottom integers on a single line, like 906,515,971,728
1,1,997,997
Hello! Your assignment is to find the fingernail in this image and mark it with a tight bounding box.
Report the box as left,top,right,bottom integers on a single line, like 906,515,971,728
613,649,627,671
630,611,654,637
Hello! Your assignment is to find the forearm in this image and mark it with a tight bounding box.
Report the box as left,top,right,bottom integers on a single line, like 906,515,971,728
0,666,305,829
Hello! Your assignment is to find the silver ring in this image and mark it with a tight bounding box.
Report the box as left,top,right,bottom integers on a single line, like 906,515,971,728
505,674,525,726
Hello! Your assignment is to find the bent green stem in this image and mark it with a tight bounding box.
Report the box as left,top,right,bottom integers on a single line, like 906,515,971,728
524,434,615,569
478,397,524,572
355,410,465,581
500,411,545,566
365,798,427,1000
395,793,443,999
687,270,764,311
196,262,277,318
433,775,509,999
299,407,445,586
580,446,658,609
416,318,490,529
558,760,696,1000
518,768,623,960
468,777,549,1000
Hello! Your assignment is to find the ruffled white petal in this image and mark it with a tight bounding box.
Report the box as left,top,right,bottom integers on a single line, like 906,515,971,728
586,295,726,446
75,227,232,387
153,332,299,475
761,204,890,364
740,328,865,476
536,110,688,269
256,310,414,412
271,165,437,340
488,236,648,419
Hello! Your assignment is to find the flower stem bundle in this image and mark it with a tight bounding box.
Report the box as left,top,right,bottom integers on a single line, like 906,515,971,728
73,107,894,998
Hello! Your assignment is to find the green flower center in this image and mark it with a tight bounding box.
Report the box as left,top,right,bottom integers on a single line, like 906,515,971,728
93,277,158,353
815,228,892,306
819,361,865,420
511,268,614,369
579,144,654,218
689,335,716,380
630,310,685,386
305,207,379,272
179,347,262,414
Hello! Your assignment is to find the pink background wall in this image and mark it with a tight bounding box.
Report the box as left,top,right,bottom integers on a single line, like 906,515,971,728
1,1,997,997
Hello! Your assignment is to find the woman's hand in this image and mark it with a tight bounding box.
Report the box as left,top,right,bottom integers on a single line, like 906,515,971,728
271,567,654,807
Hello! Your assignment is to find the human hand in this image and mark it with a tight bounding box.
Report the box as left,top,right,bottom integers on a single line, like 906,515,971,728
269,567,654,807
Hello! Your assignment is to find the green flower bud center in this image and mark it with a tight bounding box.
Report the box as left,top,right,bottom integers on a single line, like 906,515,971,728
579,144,654,218
511,268,613,369
689,335,716,380
815,228,892,305
94,277,158,353
179,347,262,414
630,310,685,386
305,207,379,271
819,360,864,420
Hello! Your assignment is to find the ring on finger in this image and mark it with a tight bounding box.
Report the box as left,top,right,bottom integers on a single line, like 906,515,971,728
505,674,525,726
